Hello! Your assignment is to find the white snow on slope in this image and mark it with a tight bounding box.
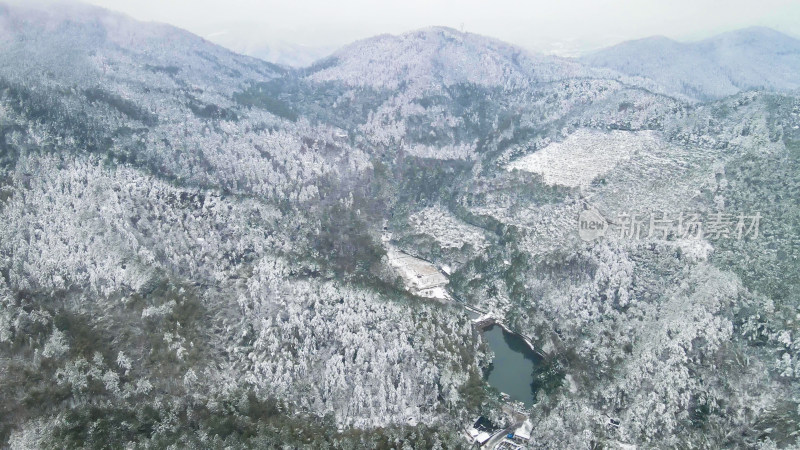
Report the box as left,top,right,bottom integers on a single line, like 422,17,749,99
408,206,488,251
581,27,800,100
385,246,450,300
0,2,280,95
506,129,660,188
405,142,477,161
308,26,591,91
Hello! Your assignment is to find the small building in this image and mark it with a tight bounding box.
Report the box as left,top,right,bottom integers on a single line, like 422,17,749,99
513,419,533,442
467,416,498,447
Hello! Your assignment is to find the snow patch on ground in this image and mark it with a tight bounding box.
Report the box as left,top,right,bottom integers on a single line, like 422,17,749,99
405,142,477,161
674,238,714,261
506,129,661,188
385,246,451,300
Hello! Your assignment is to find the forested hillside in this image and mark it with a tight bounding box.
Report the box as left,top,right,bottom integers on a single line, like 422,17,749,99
1,2,799,449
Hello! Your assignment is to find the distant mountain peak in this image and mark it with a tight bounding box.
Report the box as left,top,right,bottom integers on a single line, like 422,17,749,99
305,26,591,90
581,26,800,100
0,1,281,89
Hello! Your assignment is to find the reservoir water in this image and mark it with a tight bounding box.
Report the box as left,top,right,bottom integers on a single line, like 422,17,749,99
482,324,542,407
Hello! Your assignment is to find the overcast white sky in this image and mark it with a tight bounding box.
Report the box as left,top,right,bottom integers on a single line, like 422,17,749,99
79,0,800,56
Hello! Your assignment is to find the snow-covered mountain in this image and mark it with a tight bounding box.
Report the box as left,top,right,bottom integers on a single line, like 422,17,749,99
581,27,800,100
2,2,800,448
0,1,283,90
306,26,595,91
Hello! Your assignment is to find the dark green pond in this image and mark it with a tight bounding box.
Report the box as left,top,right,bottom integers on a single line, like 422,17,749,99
482,324,542,406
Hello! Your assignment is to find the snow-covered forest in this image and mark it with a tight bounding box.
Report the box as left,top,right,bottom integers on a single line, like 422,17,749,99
1,2,800,449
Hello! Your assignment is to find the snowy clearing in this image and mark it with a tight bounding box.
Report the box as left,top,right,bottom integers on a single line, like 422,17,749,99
506,129,661,188
385,246,451,300
405,142,477,161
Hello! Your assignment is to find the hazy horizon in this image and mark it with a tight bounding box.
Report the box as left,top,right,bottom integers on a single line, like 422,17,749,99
19,0,800,62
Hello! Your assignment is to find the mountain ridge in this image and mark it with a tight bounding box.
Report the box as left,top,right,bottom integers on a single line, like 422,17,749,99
1,2,800,449
304,25,597,91
581,26,800,99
